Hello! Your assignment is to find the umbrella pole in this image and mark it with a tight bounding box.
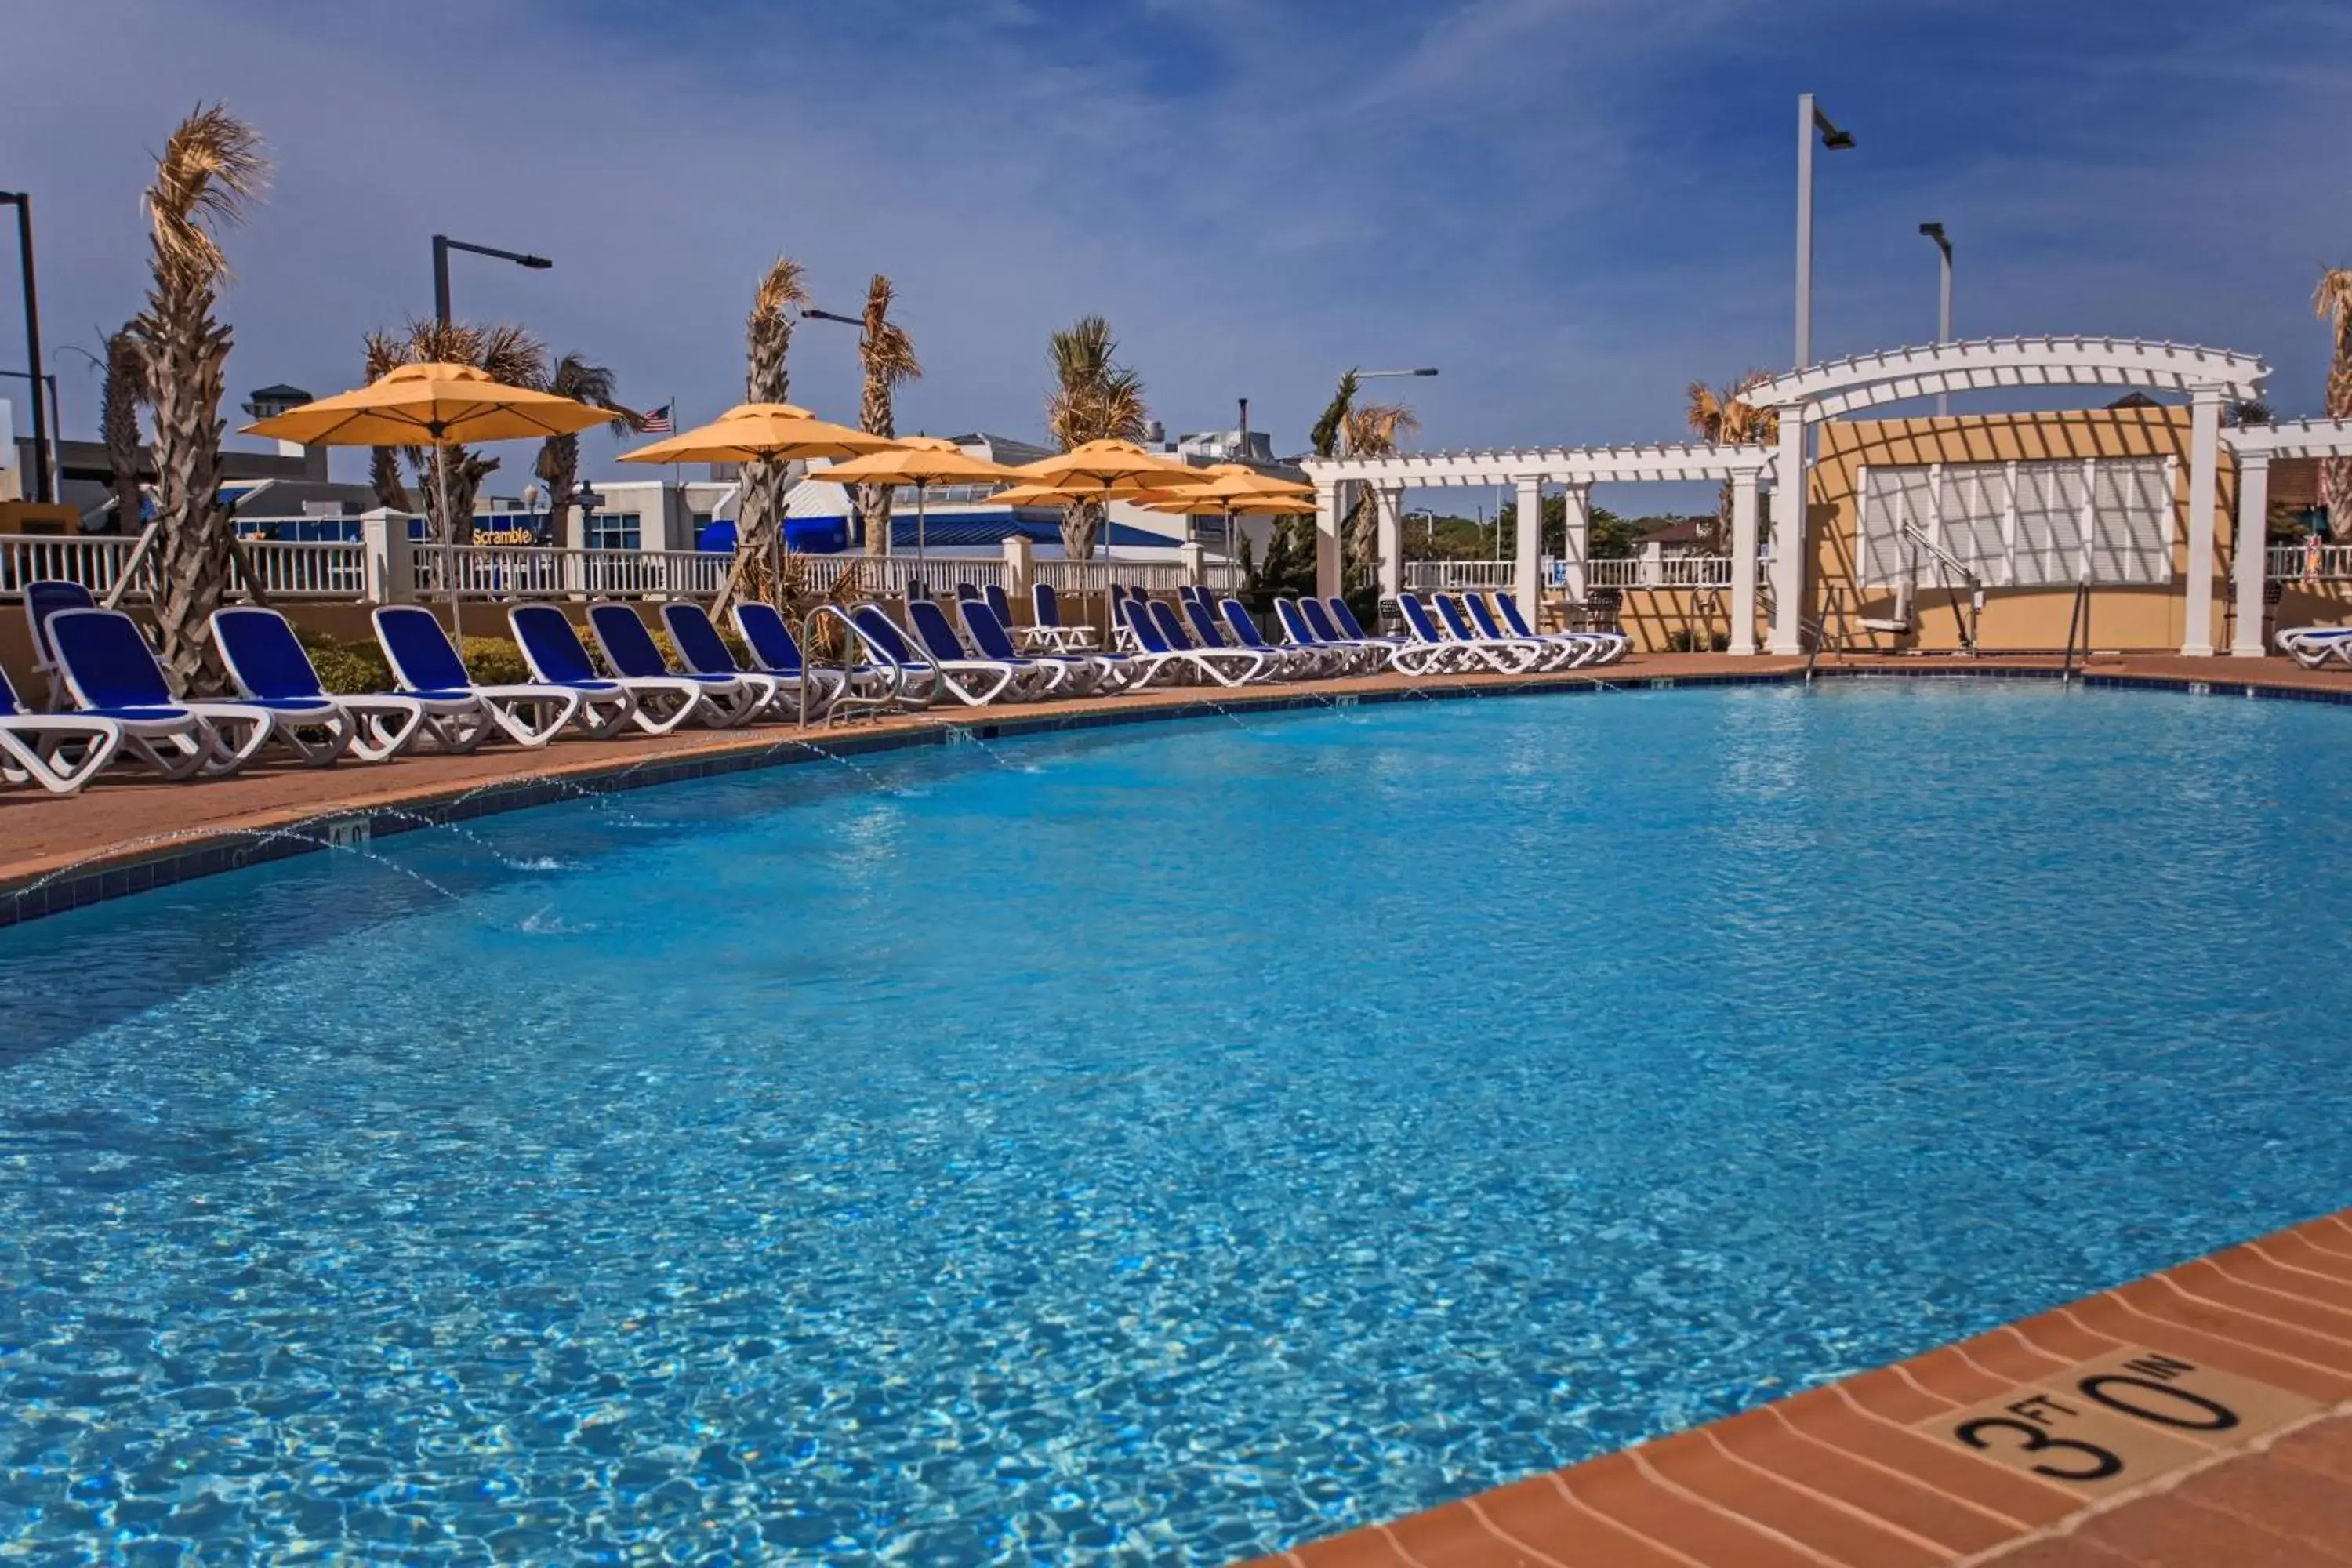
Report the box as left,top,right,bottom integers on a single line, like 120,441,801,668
436,451,465,645
918,482,927,595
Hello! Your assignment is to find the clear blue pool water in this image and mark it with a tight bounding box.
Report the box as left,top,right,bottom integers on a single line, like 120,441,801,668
3,682,2350,1563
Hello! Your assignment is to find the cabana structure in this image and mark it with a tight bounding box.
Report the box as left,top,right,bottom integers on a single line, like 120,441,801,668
1307,335,2341,658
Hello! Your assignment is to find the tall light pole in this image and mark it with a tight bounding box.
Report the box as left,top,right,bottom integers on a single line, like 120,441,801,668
431,234,552,326
0,191,51,502
1359,368,1439,381
1918,222,1954,415
1793,94,1856,369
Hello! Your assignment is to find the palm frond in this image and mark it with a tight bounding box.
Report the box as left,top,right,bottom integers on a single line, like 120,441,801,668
1340,400,1418,459
1044,315,1147,451
1309,370,1358,459
753,255,811,325
143,104,269,293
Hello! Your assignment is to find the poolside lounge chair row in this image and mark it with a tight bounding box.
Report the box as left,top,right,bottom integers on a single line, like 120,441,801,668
2,578,1621,795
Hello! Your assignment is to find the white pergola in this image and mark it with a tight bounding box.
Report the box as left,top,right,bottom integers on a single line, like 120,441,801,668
2220,418,2352,655
1313,336,2278,657
1301,443,1775,649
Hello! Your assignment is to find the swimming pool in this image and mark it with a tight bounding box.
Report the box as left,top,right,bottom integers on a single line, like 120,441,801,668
4,682,2350,1562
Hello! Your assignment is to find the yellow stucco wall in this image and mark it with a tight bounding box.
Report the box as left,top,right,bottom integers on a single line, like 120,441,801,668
1805,408,2246,653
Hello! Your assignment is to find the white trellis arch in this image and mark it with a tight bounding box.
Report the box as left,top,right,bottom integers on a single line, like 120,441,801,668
2221,417,2352,655
1300,443,1775,649
1744,337,2270,656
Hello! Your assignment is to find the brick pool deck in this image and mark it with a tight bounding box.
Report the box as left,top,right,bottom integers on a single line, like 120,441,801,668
10,647,2352,1562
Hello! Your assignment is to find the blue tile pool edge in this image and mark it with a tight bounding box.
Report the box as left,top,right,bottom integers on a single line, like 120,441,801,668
2,663,2336,930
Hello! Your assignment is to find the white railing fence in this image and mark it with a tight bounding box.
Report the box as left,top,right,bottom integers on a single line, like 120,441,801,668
2268,542,2352,582
414,544,731,601
1584,555,1736,589
1403,560,1515,590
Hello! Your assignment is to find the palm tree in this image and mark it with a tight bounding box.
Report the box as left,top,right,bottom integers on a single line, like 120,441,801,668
1685,370,1780,553
363,318,548,543
1338,400,1418,572
132,104,269,696
1045,314,1148,558
1309,369,1358,461
730,254,809,605
854,274,921,557
2315,268,2352,534
532,354,641,546
100,325,147,537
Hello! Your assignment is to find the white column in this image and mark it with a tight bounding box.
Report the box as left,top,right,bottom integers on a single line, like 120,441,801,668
359,507,415,604
2182,385,2223,656
1313,481,1342,600
2230,452,2272,657
1375,485,1404,601
1002,534,1035,618
1559,483,1591,604
1513,475,1543,615
1729,469,1761,655
1768,407,1808,654
1178,540,1207,586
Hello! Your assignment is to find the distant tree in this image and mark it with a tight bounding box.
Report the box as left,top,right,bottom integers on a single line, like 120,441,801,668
1684,370,1779,554
533,354,641,545
1045,314,1148,558
100,325,147,537
854,274,920,557
2315,267,2352,531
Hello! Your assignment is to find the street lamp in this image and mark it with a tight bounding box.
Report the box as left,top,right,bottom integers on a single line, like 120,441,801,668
1918,221,1955,415
0,191,51,502
1359,368,1439,379
800,307,860,328
431,234,552,326
1793,93,1856,368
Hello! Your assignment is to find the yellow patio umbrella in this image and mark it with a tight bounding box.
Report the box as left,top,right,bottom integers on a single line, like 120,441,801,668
618,402,900,602
243,362,617,637
615,401,894,466
1170,463,1315,500
989,480,1095,508
1136,485,1316,554
811,437,1025,572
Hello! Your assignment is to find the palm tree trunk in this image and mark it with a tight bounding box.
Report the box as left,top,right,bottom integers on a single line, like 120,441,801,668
1059,499,1102,561
143,283,236,696
2328,327,2352,535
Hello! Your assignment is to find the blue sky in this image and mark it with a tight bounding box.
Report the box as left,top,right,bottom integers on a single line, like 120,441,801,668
3,0,2347,492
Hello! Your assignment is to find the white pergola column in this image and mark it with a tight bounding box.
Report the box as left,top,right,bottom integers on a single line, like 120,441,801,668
2230,452,2272,657
1513,475,1544,617
1729,469,1761,655
1559,483,1591,604
1375,484,1404,601
2182,385,2223,656
1314,481,1343,600
1768,406,1808,655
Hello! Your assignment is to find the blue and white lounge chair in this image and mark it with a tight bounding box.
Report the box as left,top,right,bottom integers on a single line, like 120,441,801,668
1275,597,1381,675
1148,597,1271,684
958,597,1113,694
45,608,273,779
907,598,1061,702
586,602,762,728
0,662,119,795
1027,583,1094,653
851,604,1007,707
1298,598,1394,675
660,602,815,721
1391,593,1484,676
372,604,592,747
1461,593,1579,670
2278,626,2352,669
212,607,429,762
1492,591,1625,666
1123,597,1264,687
1323,597,1417,670
1219,599,1332,678
727,602,856,716
1431,592,1544,672
982,583,1017,636
23,579,97,710
509,604,695,735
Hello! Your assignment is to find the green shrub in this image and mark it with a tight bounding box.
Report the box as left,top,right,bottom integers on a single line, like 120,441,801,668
458,635,534,686
296,630,392,695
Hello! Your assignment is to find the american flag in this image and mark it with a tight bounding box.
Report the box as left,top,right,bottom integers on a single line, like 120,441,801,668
641,403,675,434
